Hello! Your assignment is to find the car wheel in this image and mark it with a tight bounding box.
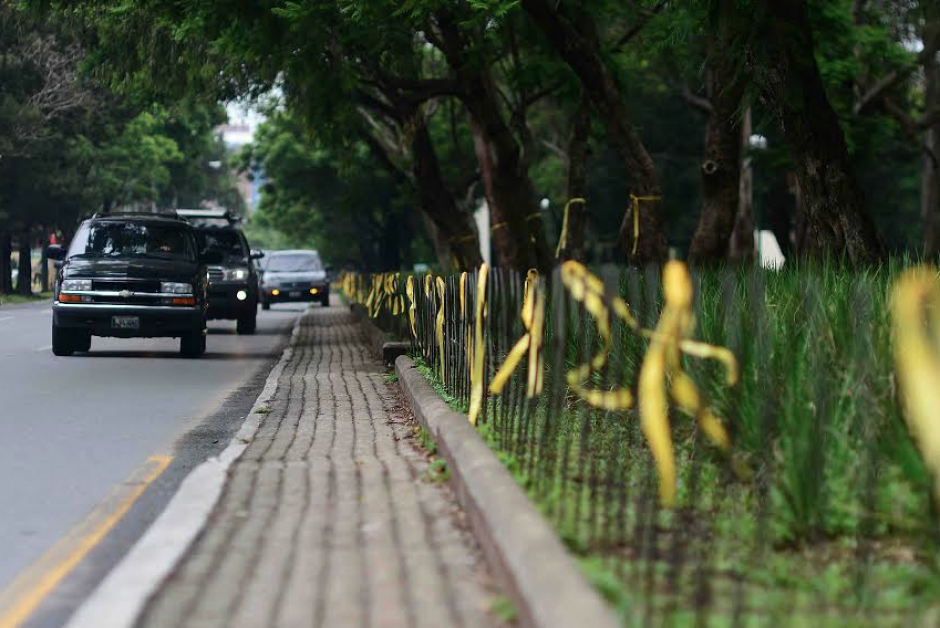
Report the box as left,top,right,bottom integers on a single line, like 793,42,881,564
237,309,257,335
180,331,206,358
262,299,271,311
52,324,76,357
74,332,92,353
321,294,330,307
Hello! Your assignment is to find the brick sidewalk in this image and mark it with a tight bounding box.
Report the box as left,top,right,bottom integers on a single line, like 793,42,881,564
138,307,500,628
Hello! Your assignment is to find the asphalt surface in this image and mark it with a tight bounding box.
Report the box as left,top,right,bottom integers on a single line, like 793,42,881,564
0,299,304,627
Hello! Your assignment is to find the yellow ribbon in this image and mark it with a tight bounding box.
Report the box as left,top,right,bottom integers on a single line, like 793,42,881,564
406,275,417,338
435,276,446,380
468,264,489,425
560,261,737,506
639,261,735,507
629,194,662,256
555,198,586,259
559,261,638,409
892,267,940,510
489,270,545,398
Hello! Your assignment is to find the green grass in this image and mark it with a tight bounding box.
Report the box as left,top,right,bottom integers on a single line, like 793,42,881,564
0,291,52,305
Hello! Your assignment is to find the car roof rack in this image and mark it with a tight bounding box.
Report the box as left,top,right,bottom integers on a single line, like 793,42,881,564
91,209,181,220
175,208,242,225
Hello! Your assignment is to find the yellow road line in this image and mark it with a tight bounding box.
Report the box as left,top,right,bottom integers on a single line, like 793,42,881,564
0,455,172,628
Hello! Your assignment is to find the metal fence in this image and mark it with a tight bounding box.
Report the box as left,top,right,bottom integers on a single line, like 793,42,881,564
344,262,940,627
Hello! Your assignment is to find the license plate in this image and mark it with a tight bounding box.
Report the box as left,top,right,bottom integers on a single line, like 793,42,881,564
289,291,301,298
111,316,140,330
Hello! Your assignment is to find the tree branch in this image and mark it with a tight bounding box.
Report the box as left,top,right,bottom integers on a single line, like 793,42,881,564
854,32,940,114
614,0,667,50
676,84,714,115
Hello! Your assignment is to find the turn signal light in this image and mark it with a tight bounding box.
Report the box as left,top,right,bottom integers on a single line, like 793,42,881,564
171,297,196,306
309,288,319,295
59,294,82,303
271,289,281,296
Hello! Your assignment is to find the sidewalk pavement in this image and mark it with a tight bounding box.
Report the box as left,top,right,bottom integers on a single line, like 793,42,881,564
138,306,500,628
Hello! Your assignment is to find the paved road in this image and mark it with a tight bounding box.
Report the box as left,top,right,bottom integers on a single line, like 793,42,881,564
0,300,303,627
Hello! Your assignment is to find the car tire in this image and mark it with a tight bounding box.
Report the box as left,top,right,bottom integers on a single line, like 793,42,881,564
180,331,206,358
262,300,271,311
74,332,92,353
237,309,257,335
321,294,330,307
52,324,76,357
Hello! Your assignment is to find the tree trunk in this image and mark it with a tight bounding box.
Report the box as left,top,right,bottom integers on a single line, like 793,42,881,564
922,23,940,257
40,227,49,292
520,0,666,264
749,0,882,263
557,95,591,262
0,232,10,295
729,108,756,262
410,118,483,269
689,49,745,263
16,230,31,296
363,121,481,271
433,9,552,272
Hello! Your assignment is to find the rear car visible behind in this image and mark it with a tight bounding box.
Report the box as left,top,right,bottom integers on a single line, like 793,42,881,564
260,250,329,309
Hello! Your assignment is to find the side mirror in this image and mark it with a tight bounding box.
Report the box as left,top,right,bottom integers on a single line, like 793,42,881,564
200,249,225,265
250,249,265,260
47,244,66,261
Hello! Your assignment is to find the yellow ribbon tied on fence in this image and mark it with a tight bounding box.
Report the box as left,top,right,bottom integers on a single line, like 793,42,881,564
629,193,662,256
406,275,417,338
560,261,638,409
489,270,545,398
639,261,737,507
891,267,940,510
555,198,586,259
468,264,489,425
365,274,381,317
435,276,446,380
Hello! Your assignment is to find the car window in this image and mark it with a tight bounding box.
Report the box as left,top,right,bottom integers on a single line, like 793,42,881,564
68,222,196,261
197,229,247,261
265,254,322,272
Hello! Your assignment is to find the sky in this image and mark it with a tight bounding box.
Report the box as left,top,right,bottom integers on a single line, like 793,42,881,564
223,101,265,147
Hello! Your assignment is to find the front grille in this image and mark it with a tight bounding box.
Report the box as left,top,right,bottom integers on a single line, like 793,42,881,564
92,280,161,293
278,282,311,289
90,295,160,306
208,268,224,283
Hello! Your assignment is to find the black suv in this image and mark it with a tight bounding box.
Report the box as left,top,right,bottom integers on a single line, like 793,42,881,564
177,209,263,334
47,212,218,357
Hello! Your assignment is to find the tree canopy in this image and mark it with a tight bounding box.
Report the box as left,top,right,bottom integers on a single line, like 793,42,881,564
6,0,940,273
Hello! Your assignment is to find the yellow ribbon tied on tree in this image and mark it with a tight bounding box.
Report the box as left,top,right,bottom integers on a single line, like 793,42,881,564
555,198,586,259
629,193,662,256
489,270,545,398
468,264,489,425
639,261,738,507
891,267,940,511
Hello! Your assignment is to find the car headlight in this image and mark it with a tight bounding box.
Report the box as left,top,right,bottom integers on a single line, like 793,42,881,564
61,279,92,292
221,266,249,282
161,282,193,295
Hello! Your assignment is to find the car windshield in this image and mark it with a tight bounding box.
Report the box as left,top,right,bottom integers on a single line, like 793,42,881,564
197,229,246,262
68,222,195,261
265,254,322,272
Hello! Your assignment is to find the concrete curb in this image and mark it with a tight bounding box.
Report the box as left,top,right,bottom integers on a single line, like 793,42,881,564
395,355,621,628
64,314,305,628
